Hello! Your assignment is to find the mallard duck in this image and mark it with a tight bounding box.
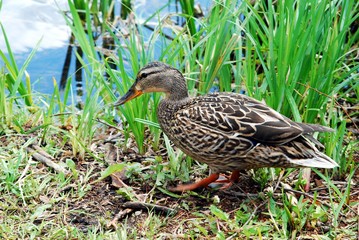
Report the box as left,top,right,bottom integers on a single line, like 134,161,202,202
114,62,338,192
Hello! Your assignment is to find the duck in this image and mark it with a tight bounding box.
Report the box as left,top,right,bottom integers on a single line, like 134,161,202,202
114,61,338,192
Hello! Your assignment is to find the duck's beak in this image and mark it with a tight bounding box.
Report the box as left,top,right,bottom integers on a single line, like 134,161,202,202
113,86,143,106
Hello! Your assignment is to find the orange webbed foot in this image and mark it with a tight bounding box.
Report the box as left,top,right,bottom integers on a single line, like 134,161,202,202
168,170,240,192
210,170,240,190
168,173,220,192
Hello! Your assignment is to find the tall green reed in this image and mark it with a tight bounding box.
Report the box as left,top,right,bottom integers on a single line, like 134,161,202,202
242,0,358,122
0,24,36,109
196,1,242,94
160,0,244,95
60,0,111,159
179,0,197,39
65,0,167,155
0,22,40,131
104,21,162,153
0,68,7,127
72,0,115,31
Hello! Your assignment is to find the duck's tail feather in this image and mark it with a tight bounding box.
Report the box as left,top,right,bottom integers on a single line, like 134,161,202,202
299,122,334,134
288,154,339,168
286,136,338,168
303,134,325,149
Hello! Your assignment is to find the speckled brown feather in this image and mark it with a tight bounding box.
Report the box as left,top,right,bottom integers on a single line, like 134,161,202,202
157,92,337,173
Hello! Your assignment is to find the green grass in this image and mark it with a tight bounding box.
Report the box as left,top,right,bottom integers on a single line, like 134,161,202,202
0,0,358,238
0,24,35,109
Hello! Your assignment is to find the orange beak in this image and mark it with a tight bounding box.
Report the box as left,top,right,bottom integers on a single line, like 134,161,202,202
113,87,143,106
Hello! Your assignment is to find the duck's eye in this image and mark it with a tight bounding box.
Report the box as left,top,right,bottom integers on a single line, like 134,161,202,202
139,72,148,79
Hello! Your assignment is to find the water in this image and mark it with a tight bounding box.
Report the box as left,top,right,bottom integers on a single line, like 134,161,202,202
0,0,70,94
0,0,210,95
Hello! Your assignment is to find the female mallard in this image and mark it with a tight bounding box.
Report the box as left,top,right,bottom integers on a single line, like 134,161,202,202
114,62,338,192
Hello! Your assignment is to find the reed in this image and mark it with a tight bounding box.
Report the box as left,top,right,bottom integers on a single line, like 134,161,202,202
0,24,36,109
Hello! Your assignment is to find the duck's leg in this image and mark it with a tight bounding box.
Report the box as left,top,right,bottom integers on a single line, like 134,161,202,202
303,168,311,192
217,170,240,189
168,173,220,192
230,170,240,182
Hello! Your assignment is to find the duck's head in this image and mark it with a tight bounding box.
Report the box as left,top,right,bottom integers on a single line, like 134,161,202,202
114,62,188,106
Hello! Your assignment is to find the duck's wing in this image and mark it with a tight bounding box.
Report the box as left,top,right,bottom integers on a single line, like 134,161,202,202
176,92,307,145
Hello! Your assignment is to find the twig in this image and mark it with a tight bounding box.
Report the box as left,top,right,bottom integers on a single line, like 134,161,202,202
143,23,175,41
274,170,284,192
122,201,177,216
60,183,77,193
107,208,134,229
225,191,260,198
27,147,69,175
16,159,31,184
243,200,267,227
104,133,123,143
96,118,123,131
32,145,55,159
51,112,123,131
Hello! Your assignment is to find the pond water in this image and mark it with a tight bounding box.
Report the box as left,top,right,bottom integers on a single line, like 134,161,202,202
0,0,210,95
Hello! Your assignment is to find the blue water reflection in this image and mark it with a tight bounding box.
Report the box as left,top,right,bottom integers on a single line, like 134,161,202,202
0,0,70,94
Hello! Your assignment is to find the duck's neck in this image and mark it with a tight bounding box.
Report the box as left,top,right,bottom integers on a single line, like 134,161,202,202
157,95,190,135
158,90,190,117
166,88,189,102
